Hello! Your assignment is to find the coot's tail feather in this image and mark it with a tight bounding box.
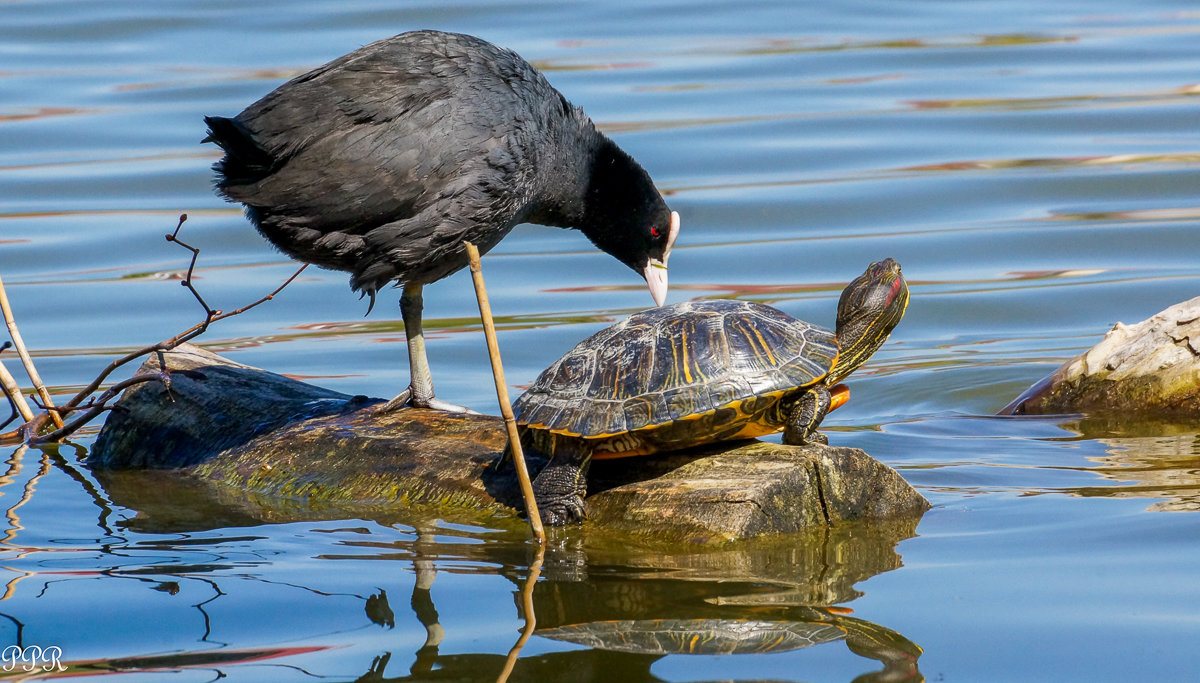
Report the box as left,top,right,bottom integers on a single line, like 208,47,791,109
203,115,276,188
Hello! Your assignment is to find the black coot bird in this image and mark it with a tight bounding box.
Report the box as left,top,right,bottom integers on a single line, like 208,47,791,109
204,30,679,412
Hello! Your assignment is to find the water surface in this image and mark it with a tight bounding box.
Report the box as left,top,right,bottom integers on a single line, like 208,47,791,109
3,1,1200,680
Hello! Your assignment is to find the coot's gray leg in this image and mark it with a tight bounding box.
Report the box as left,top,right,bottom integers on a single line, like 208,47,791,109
782,384,831,446
378,283,477,413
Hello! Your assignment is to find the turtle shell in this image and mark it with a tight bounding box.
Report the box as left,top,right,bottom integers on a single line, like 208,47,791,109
513,299,838,445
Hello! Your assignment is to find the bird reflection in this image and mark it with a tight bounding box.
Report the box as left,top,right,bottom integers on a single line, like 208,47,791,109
365,589,395,629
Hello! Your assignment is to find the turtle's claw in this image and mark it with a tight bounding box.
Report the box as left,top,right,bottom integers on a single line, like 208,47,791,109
782,429,827,446
541,499,586,526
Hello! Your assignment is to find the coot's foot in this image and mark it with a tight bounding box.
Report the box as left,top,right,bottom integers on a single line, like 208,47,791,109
375,387,480,414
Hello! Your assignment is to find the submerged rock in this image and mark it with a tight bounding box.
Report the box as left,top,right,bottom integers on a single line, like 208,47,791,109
90,344,929,542
1002,296,1200,416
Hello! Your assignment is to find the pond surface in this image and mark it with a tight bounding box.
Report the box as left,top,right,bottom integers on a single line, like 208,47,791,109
3,0,1200,680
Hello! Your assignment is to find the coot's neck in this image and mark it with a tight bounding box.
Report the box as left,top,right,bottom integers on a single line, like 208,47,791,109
525,123,612,230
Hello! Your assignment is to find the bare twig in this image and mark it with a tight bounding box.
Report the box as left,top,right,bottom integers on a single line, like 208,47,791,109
0,351,34,424
33,374,170,444
164,214,216,318
1,400,15,433
10,213,306,444
59,255,305,415
0,343,17,431
464,241,545,543
0,275,62,428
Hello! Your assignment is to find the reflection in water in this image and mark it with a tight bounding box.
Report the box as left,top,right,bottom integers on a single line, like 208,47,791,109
2,463,926,681
1056,418,1200,511
535,612,920,681
538,617,848,655
496,542,544,683
365,560,923,683
5,0,1200,677
903,151,1200,172
409,525,445,677
1,445,47,615
342,538,922,683
522,530,923,682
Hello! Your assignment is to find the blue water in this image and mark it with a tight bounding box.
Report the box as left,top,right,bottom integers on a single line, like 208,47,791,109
3,1,1200,680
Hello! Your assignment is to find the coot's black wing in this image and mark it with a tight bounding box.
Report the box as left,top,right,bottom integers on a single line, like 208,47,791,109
206,31,580,292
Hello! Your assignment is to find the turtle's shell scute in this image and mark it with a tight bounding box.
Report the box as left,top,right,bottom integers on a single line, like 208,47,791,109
515,299,837,438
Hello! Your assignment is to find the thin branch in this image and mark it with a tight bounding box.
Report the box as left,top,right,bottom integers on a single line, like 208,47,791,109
0,275,62,428
163,214,216,318
465,241,545,542
60,248,305,413
15,214,307,444
1,401,15,432
0,342,16,430
32,374,171,444
0,353,34,424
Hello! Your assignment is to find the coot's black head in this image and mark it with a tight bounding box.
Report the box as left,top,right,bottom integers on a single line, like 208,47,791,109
579,138,679,306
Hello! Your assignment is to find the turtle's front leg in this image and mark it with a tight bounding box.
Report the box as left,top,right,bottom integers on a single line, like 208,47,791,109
782,384,832,446
530,447,593,526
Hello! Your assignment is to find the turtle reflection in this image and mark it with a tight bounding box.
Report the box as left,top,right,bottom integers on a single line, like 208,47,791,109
529,577,922,683
538,616,848,655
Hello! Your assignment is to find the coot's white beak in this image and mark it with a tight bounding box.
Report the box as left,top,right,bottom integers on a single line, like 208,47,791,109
642,210,679,307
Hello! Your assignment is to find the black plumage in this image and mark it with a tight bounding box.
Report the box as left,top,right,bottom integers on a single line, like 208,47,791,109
204,30,679,410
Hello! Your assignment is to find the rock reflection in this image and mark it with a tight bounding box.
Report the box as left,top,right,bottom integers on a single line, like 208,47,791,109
1056,418,1200,511
91,468,925,682
524,524,922,681
341,526,924,683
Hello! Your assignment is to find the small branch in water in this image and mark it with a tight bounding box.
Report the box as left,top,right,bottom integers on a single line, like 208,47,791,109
1,400,16,433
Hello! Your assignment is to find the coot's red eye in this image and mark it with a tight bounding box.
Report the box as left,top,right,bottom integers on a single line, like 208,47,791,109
650,226,660,237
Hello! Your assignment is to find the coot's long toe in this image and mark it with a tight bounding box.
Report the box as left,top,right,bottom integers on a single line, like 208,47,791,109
204,30,679,412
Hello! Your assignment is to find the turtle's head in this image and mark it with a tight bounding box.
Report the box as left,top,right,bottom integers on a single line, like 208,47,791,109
831,258,908,383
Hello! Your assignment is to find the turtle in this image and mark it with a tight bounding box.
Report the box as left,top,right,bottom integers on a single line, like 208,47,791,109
510,258,909,525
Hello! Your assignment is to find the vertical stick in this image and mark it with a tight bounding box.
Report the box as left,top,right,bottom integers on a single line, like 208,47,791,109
0,275,63,428
0,359,35,423
463,242,545,543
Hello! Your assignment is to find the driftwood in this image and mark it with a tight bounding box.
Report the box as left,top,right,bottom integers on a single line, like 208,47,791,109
1002,296,1200,416
90,344,929,543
